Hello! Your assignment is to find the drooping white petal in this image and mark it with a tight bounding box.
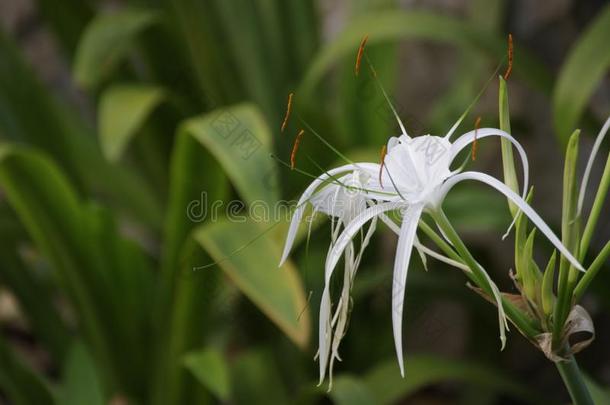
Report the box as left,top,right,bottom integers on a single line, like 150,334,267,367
324,202,401,277
577,116,610,215
279,163,379,266
450,128,530,238
318,202,399,383
439,171,585,272
379,214,467,271
391,204,424,377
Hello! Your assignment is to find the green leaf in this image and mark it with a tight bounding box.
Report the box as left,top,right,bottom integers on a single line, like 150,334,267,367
300,11,551,100
230,349,289,405
180,103,279,206
330,376,377,405
0,334,55,405
193,218,310,348
0,30,163,228
74,8,159,89
58,343,105,405
98,84,165,161
0,240,70,360
0,145,114,376
521,229,538,301
554,130,581,341
183,348,230,401
0,144,154,396
541,250,557,316
364,355,537,404
552,4,610,142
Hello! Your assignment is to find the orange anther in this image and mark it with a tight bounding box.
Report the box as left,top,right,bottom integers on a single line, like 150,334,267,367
355,35,369,76
503,34,513,80
290,129,305,170
281,92,294,133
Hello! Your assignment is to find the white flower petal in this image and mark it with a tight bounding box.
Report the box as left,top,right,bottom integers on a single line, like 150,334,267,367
450,128,530,237
392,204,424,377
380,214,467,271
440,171,585,272
324,202,401,278
279,163,379,266
578,116,610,215
318,202,398,383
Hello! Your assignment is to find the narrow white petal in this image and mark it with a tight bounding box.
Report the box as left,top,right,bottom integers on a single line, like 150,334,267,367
279,163,379,266
449,128,529,237
577,116,610,215
440,172,585,272
324,202,401,278
380,214,467,271
392,204,424,377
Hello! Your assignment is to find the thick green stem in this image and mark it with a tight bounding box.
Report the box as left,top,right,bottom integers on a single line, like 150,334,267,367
556,355,594,405
431,209,539,338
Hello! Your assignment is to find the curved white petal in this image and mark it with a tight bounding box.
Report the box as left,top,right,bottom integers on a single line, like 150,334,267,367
392,204,424,377
324,202,401,278
279,162,379,266
440,171,585,272
578,116,610,215
318,202,400,383
449,128,529,237
379,214,467,271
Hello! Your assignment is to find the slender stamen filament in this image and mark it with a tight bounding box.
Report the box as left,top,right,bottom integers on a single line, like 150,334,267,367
379,144,387,188
504,34,513,80
291,129,305,170
281,92,294,132
355,35,369,76
472,116,481,161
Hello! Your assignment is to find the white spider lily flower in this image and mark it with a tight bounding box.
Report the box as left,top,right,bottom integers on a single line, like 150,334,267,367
280,126,585,385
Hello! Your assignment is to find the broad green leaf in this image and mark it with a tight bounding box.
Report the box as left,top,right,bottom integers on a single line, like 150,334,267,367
329,376,377,405
300,11,551,99
194,218,310,348
0,239,69,360
0,29,163,228
167,0,242,103
183,348,230,401
552,4,610,142
230,349,289,405
0,144,154,396
0,334,55,405
180,103,279,206
0,145,114,376
364,355,537,404
74,8,159,89
58,343,105,405
98,84,165,161
213,1,279,121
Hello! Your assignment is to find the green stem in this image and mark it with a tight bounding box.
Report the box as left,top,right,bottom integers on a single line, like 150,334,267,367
555,355,594,405
431,209,539,337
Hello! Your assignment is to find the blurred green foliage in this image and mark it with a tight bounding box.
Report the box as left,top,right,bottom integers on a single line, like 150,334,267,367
0,0,609,404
